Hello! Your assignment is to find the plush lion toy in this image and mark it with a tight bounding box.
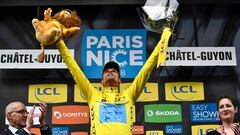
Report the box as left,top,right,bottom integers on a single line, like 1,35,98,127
32,8,81,62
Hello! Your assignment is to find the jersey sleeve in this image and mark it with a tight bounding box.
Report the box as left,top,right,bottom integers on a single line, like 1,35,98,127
127,28,172,102
57,40,94,102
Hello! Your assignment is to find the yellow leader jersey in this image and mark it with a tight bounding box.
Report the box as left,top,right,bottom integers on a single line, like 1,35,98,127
56,28,169,135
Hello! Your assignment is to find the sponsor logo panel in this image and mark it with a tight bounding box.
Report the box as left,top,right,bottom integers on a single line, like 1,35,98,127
52,127,69,135
190,103,220,122
144,104,182,123
81,29,146,78
165,124,182,134
71,132,88,135
146,130,163,135
30,128,41,135
52,105,89,124
74,83,102,103
165,82,204,101
164,47,237,66
191,125,219,135
0,49,74,69
132,125,144,135
28,84,67,103
121,83,159,102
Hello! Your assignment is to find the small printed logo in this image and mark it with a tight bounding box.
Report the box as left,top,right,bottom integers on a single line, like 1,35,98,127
165,124,182,134
52,127,69,135
132,125,144,135
53,111,62,119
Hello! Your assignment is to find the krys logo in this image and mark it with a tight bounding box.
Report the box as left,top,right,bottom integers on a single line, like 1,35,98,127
165,82,204,101
81,29,146,78
144,104,182,123
28,84,67,103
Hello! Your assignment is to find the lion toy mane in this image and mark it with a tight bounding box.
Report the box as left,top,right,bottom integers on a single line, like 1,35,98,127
32,8,81,62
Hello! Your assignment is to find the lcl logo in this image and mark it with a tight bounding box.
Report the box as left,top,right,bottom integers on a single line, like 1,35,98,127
36,88,60,95
172,86,197,93
198,128,216,135
29,84,67,103
148,132,160,135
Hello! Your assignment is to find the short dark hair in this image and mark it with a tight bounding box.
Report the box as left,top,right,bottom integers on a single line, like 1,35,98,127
217,95,237,110
102,61,120,76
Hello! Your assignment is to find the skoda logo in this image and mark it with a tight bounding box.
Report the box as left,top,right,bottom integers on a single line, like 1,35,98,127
147,110,154,116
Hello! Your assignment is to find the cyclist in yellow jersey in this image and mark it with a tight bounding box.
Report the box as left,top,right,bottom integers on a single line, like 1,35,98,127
56,29,171,135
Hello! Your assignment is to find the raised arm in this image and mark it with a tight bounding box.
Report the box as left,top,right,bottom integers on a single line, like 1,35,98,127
128,28,172,101
39,102,52,135
26,105,35,131
56,40,94,101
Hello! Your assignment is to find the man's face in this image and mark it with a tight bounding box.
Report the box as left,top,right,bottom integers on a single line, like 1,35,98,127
7,103,28,129
102,68,120,87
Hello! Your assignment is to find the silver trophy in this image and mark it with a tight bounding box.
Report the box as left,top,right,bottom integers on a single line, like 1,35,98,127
137,0,179,34
137,0,180,66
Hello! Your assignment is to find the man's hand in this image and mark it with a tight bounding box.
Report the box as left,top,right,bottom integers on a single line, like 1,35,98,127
26,105,35,131
39,102,47,127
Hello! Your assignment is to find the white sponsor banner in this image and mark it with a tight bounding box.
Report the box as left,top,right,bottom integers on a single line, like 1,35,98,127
5,106,41,125
164,47,237,66
0,49,74,69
